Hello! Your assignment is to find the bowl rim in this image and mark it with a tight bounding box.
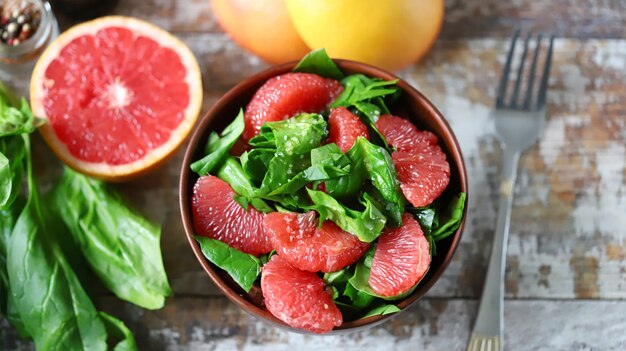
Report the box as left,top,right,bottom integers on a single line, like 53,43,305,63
179,59,469,334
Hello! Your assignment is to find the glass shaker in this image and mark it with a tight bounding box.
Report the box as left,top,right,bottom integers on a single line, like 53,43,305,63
0,0,59,96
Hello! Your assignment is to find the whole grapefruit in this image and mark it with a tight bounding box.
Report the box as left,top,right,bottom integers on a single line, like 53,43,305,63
285,0,444,71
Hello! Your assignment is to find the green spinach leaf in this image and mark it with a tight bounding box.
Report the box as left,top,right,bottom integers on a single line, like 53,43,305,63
216,157,273,213
100,312,139,351
431,192,466,241
195,236,261,292
343,282,376,309
191,110,244,175
240,148,274,186
412,207,438,235
292,48,344,80
0,136,28,210
362,304,401,318
0,198,24,326
307,189,386,242
347,137,406,226
257,113,327,194
51,167,173,310
8,143,110,350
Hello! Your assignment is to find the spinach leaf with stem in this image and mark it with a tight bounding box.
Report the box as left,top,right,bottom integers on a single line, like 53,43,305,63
8,137,111,350
51,167,173,310
292,48,344,80
191,110,245,176
195,236,261,292
0,198,29,338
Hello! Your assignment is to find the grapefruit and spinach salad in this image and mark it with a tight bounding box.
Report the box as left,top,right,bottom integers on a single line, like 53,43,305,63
190,49,466,333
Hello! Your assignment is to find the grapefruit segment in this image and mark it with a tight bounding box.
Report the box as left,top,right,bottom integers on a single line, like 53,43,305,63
261,255,342,333
264,211,369,272
30,16,202,181
375,114,438,153
393,149,450,208
243,72,343,140
376,114,451,207
192,175,272,256
327,106,369,153
368,213,431,297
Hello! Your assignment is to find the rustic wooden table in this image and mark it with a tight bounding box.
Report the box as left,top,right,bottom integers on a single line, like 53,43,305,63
3,0,626,350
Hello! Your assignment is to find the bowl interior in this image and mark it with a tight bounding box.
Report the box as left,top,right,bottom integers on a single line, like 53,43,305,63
179,60,468,333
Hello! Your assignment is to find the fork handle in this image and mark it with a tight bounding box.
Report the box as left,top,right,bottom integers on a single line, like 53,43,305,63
471,148,520,345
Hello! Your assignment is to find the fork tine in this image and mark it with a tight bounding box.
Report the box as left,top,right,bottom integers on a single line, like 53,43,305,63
495,30,520,107
510,32,531,107
522,34,543,109
536,35,555,108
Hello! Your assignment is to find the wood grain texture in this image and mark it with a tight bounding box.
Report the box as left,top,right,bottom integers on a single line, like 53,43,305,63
5,297,626,350
104,0,626,39
404,38,626,300
4,1,626,349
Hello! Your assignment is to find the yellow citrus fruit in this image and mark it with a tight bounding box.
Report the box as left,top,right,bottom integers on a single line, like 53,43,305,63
285,0,444,71
211,0,311,64
31,16,203,181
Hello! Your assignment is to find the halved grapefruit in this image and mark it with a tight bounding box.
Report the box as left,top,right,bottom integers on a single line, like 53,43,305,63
30,16,203,181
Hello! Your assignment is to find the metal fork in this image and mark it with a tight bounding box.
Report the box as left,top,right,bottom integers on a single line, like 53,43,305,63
466,32,554,351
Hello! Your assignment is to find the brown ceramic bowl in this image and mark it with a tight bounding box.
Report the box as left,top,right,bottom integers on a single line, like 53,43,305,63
180,60,468,334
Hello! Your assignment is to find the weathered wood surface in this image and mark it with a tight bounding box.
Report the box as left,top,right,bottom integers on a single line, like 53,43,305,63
110,0,626,39
4,0,626,349
103,36,626,301
5,297,626,350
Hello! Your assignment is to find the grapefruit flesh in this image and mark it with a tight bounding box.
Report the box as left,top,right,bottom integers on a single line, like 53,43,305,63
376,114,450,207
30,16,202,181
327,106,369,153
393,150,450,208
368,213,431,297
243,72,343,141
264,211,369,273
261,255,342,333
375,114,438,153
192,175,272,256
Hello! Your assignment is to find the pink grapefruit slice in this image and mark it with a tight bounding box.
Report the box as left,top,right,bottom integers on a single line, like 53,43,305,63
30,16,203,181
